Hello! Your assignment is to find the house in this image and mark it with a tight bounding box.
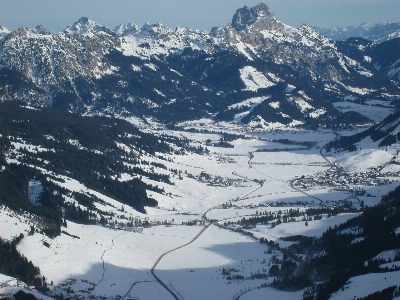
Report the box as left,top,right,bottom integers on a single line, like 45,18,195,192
196,219,205,226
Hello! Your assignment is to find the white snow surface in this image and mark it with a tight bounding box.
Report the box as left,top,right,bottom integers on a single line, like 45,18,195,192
333,101,394,122
330,271,400,300
227,96,268,110
239,66,275,91
249,213,361,241
1,120,400,299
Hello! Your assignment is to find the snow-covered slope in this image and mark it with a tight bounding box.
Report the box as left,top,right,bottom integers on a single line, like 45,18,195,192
0,3,398,127
327,109,400,153
0,100,399,299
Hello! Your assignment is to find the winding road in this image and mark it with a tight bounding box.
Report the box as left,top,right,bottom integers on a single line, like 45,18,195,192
150,223,212,300
147,143,346,299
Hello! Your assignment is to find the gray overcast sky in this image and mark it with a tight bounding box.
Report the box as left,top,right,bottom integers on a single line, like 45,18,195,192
1,0,399,33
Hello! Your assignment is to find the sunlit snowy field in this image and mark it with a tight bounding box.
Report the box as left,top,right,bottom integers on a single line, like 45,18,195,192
1,120,399,300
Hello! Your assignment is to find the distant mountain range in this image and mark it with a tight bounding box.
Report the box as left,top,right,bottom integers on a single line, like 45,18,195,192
0,3,399,128
311,22,400,42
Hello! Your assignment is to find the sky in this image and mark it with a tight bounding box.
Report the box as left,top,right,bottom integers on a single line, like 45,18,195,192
0,0,399,33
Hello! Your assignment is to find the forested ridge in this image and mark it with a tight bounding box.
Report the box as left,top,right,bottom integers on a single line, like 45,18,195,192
260,185,400,300
0,101,172,237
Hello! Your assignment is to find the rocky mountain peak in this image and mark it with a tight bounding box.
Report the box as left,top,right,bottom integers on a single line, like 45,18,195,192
114,23,140,36
32,24,51,35
231,2,278,32
0,25,10,33
140,22,171,35
65,16,115,36
0,25,10,38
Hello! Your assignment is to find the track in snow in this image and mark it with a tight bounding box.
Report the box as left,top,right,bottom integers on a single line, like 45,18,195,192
150,223,212,300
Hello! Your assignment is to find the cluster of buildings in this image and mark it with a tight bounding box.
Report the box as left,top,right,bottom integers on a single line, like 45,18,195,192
197,171,247,187
293,164,399,191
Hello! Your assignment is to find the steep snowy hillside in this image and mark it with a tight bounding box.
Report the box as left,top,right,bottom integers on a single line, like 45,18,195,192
327,109,400,152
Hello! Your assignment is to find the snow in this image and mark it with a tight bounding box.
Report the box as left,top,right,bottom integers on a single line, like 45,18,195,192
1,116,400,299
269,101,280,109
154,88,166,97
0,206,31,240
156,225,273,299
234,42,254,61
68,139,88,150
144,63,158,71
343,85,377,95
117,24,211,59
330,271,400,300
249,213,361,241
309,108,327,118
0,274,53,300
131,64,141,72
364,56,372,63
64,17,112,37
239,66,275,91
358,70,373,77
367,250,399,264
334,148,396,172
380,261,400,269
229,97,270,123
333,101,394,122
15,221,205,296
387,58,400,78
366,99,394,107
285,85,296,93
241,286,304,300
228,97,268,110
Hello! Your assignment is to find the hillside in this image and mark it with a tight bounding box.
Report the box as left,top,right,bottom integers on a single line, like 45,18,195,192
326,109,400,152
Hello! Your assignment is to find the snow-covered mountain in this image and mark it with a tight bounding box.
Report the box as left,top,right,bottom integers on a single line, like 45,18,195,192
0,3,399,127
312,22,400,42
0,4,400,300
64,17,115,37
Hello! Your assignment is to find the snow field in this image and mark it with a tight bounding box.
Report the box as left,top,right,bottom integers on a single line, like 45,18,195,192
329,270,400,300
1,121,400,299
249,213,361,241
0,207,31,240
333,101,394,122
241,286,304,300
0,274,53,300
15,219,205,299
156,225,273,299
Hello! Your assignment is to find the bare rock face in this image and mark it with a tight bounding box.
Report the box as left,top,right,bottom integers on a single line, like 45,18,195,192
31,24,51,35
232,3,284,33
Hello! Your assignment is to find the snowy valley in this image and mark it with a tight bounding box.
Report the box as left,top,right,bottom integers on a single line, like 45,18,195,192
0,100,399,300
0,2,400,300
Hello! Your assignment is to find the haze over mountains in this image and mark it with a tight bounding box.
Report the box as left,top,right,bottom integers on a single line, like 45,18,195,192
311,22,400,43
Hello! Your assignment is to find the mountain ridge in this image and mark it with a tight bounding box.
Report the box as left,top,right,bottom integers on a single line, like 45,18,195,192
311,22,400,42
0,2,399,128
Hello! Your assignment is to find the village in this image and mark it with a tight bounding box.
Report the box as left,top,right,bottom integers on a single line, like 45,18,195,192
292,161,400,192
